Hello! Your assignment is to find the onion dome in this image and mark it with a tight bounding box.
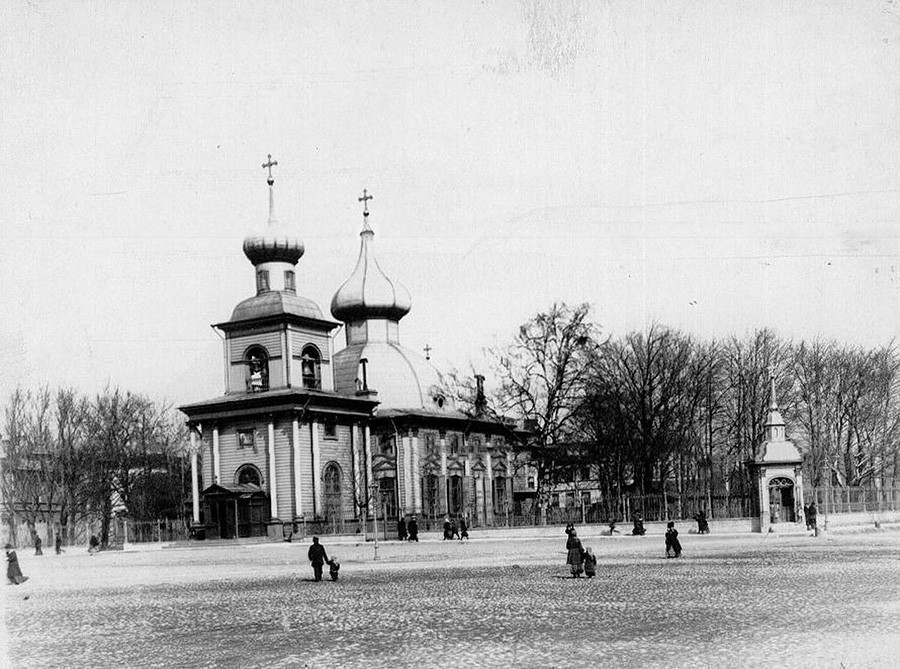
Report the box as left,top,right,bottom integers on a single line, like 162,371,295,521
242,154,305,266
331,200,411,322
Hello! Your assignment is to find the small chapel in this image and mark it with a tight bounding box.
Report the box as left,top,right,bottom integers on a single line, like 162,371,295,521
179,158,517,539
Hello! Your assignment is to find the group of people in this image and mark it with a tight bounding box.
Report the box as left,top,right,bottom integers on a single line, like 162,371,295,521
396,516,419,542
564,523,597,578
441,516,469,541
306,536,340,582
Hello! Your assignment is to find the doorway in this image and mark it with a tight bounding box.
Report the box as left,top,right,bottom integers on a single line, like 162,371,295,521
768,477,796,523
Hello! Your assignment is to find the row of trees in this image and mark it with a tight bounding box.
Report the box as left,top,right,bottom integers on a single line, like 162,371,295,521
459,303,900,517
1,386,188,547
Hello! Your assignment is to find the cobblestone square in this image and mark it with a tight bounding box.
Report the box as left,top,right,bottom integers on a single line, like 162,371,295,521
3,530,900,668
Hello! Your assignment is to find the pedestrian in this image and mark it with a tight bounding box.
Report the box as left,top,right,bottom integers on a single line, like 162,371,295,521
54,533,62,555
582,547,597,578
807,502,818,533
459,516,469,540
803,504,810,530
450,518,460,540
397,516,408,541
88,535,100,554
5,543,29,585
327,557,340,581
665,521,682,558
34,535,43,556
693,510,710,534
632,513,646,536
407,516,419,542
442,516,451,540
565,522,575,539
566,528,584,577
307,536,328,581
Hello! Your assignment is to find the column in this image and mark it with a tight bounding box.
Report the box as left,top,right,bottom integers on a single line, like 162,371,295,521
464,453,472,515
440,436,448,515
402,434,413,514
350,423,360,516
485,451,494,524
190,429,200,524
283,327,292,387
268,421,278,519
311,421,321,517
410,431,421,514
364,424,374,516
292,418,303,518
212,426,221,484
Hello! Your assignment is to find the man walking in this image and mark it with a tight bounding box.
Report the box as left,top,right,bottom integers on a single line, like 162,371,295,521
307,536,328,581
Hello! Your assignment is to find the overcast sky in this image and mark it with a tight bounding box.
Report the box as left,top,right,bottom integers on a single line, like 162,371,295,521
1,1,898,406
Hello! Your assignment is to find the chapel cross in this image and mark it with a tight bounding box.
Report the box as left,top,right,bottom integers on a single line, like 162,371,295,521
262,154,278,184
423,344,432,360
358,188,373,216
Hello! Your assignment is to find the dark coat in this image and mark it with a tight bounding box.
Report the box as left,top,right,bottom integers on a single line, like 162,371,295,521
6,550,28,585
397,519,408,540
665,528,682,556
408,519,419,539
566,537,584,566
308,543,328,566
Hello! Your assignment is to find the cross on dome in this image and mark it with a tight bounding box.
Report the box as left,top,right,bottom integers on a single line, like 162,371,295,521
262,154,278,185
359,188,373,217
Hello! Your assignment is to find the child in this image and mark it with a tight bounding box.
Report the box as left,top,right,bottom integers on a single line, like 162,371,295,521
665,521,682,558
582,547,597,578
327,557,340,581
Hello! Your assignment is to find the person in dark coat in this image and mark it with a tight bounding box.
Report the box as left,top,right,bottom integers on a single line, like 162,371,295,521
566,529,584,577
443,516,452,540
582,547,597,578
34,535,43,556
407,516,419,542
803,504,810,530
397,516,408,541
807,503,818,532
6,544,29,585
327,557,340,581
665,522,682,558
54,533,63,555
88,535,100,554
307,536,328,581
693,510,710,534
632,513,646,536
450,518,460,540
459,516,469,540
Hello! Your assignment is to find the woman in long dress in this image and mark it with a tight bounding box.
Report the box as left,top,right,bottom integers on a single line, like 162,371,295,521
566,529,584,577
6,543,29,585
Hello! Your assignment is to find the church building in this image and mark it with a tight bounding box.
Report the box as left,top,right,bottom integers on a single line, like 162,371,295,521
180,158,518,539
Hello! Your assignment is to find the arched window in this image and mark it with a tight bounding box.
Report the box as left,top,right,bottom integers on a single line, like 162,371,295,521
323,462,343,532
235,464,262,486
301,345,321,390
244,346,269,393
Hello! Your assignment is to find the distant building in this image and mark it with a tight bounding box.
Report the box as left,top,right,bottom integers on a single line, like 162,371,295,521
179,164,519,538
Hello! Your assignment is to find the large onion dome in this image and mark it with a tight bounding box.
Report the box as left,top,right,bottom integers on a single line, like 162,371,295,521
331,218,411,322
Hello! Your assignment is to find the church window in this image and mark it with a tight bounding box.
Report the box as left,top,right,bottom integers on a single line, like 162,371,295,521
447,475,463,515
492,477,508,516
323,418,337,440
235,464,262,486
284,270,296,292
323,462,343,529
301,345,322,389
425,434,437,454
380,435,395,456
244,346,269,393
256,270,270,293
424,475,439,516
448,434,460,455
471,436,482,452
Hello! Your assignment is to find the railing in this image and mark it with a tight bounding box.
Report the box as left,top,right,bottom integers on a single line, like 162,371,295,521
806,486,900,514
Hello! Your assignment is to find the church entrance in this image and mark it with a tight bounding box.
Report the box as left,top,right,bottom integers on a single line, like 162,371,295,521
768,477,796,523
202,483,269,539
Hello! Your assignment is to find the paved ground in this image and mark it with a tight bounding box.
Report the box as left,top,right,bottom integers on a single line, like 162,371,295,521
3,528,900,668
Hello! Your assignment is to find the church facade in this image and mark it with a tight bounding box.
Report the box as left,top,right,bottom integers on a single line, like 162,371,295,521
180,162,518,539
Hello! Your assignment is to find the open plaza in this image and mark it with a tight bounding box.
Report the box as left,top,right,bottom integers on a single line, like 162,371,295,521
3,526,899,668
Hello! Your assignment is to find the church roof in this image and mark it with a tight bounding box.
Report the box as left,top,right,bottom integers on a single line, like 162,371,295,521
330,216,411,323
242,155,304,266
228,291,327,324
333,341,455,414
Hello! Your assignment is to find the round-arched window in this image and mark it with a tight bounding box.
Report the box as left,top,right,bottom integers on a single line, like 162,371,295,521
244,345,270,393
301,345,322,389
236,464,262,486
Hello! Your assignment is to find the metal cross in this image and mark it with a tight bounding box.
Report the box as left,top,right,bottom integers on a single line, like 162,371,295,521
423,344,432,360
358,188,373,216
262,154,278,183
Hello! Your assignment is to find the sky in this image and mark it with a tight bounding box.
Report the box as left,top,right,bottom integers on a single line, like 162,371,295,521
1,0,899,407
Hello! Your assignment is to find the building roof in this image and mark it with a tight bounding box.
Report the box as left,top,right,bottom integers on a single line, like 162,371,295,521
227,291,327,324
179,387,378,422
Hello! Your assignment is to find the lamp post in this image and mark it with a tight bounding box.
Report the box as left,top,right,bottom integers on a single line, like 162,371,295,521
369,483,379,561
